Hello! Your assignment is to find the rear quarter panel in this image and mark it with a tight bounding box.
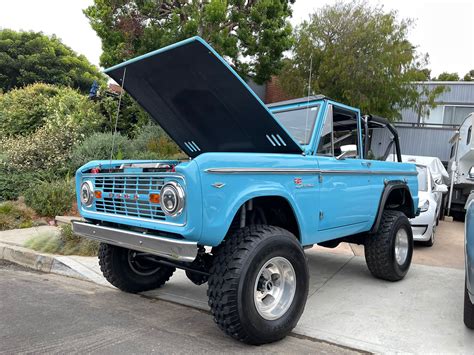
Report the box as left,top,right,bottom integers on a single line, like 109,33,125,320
368,159,419,217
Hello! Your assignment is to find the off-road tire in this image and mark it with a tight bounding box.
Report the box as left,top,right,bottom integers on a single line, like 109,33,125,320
365,210,413,281
465,279,474,329
99,243,175,293
207,225,309,345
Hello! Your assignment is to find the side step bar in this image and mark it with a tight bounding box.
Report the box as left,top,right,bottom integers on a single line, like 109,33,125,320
72,221,197,262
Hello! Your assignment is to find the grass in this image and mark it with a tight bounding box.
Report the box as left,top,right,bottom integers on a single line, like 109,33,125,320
25,224,99,256
0,199,45,231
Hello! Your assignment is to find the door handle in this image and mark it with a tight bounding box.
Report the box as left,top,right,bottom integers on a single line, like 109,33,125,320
361,161,372,168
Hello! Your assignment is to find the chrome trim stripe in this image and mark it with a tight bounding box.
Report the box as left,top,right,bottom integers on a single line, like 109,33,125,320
72,221,197,262
205,168,417,176
321,170,418,176
205,168,321,174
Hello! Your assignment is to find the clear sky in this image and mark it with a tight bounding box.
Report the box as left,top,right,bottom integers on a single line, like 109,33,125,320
0,0,473,77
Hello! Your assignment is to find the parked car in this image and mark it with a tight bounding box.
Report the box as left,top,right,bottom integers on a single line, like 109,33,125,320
465,201,474,329
410,164,448,246
72,37,419,345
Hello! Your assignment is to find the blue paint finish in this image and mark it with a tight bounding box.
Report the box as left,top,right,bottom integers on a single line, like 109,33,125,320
76,38,419,251
466,201,474,300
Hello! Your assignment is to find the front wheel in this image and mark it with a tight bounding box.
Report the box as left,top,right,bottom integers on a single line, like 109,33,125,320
365,210,413,281
207,225,309,345
99,243,175,293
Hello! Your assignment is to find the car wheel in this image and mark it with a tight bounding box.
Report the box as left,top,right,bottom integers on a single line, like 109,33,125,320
364,210,413,281
207,225,309,345
465,279,474,329
98,243,175,293
421,223,436,247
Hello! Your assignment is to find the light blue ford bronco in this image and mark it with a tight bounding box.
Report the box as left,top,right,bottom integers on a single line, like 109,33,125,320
73,37,419,344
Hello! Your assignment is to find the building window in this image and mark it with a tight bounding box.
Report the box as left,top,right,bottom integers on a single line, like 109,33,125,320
443,105,474,125
468,126,472,145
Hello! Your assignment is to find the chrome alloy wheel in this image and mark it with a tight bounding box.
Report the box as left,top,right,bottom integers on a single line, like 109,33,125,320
128,251,161,276
394,228,409,265
254,256,296,320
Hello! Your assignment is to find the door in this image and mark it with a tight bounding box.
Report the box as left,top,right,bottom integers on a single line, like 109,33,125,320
316,104,374,232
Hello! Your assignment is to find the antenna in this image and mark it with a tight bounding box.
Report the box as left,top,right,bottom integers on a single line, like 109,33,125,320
109,67,127,166
303,54,313,144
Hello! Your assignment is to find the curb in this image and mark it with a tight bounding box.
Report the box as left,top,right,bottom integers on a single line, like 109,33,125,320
0,242,110,286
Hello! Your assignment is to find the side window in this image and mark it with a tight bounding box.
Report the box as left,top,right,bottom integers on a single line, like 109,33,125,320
467,126,472,145
317,105,360,158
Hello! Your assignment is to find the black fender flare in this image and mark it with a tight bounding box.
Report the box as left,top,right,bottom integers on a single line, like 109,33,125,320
370,180,416,234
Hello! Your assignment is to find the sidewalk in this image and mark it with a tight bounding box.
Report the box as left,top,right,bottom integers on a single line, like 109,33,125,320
1,225,472,353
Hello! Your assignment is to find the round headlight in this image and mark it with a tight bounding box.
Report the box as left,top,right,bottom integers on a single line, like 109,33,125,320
80,181,94,207
161,181,185,217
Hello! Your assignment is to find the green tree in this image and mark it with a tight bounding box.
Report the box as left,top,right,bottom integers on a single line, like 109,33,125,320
84,0,295,84
0,29,105,93
463,70,474,81
433,72,460,81
279,1,434,120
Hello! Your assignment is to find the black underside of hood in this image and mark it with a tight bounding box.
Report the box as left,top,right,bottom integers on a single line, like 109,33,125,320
105,37,302,158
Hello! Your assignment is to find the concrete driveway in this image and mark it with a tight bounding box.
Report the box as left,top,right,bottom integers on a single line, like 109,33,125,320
143,221,473,353
1,221,472,353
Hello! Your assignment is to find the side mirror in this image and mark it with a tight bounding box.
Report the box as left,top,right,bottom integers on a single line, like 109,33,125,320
336,144,358,160
434,184,448,194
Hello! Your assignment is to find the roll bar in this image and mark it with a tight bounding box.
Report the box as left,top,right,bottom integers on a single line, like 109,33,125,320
362,114,402,163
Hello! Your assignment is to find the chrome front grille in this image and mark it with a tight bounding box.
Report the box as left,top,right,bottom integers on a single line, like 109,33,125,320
92,175,166,220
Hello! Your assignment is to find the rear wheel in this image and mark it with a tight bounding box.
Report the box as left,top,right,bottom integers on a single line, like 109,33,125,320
99,243,175,293
365,210,413,281
207,225,309,345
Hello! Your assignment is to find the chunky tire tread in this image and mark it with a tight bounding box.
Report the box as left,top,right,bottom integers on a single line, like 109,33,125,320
99,243,175,293
365,210,413,281
207,225,307,345
465,280,474,329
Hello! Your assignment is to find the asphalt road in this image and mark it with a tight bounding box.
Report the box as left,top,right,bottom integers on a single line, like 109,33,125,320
0,261,360,354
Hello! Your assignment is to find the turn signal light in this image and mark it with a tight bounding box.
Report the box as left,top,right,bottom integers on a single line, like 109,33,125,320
149,193,160,204
94,191,102,199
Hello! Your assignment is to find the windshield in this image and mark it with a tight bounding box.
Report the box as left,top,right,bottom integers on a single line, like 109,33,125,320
416,166,428,192
272,105,320,145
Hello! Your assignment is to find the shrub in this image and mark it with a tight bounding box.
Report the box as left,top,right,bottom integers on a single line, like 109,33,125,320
0,168,55,202
0,83,60,136
0,125,82,173
0,199,38,231
0,83,104,137
44,87,104,135
69,132,133,171
131,124,183,159
25,224,99,256
24,179,75,217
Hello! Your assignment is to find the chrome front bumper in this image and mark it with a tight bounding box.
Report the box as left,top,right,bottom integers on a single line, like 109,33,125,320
72,221,197,262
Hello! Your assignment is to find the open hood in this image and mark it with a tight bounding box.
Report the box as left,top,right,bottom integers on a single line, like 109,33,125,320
105,37,303,158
